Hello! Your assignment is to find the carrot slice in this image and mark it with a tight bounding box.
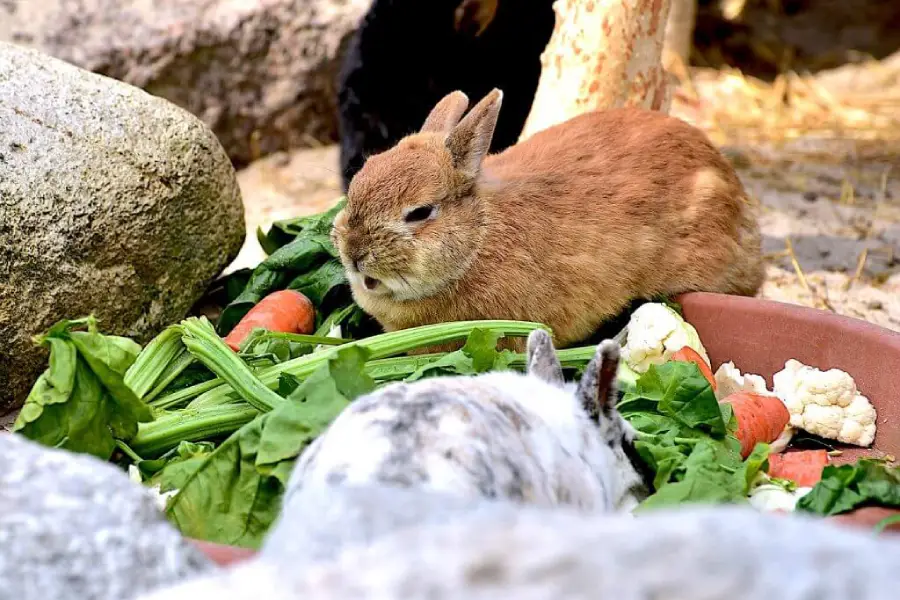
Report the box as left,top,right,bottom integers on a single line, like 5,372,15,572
671,346,716,391
721,392,791,458
767,450,830,487
223,290,316,352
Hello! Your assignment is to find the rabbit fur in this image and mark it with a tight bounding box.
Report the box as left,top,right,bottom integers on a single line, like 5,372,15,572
289,330,653,513
333,90,764,350
336,0,555,191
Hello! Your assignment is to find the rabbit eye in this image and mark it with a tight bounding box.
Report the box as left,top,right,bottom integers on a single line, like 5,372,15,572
404,205,437,223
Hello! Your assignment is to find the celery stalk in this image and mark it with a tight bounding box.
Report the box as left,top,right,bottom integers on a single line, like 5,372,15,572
130,404,259,456
189,320,547,408
143,352,196,404
149,377,223,410
124,326,187,398
180,317,284,412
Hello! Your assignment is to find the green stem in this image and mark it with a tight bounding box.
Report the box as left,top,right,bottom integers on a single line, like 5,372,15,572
124,325,186,398
150,377,223,410
115,439,144,462
180,317,284,412
130,404,259,457
244,332,353,346
189,320,548,408
144,352,195,404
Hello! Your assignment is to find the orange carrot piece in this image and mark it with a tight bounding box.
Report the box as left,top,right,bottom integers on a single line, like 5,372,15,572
671,346,717,391
768,450,830,487
223,290,315,352
721,392,791,458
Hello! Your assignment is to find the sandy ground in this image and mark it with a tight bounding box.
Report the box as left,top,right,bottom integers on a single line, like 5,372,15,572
230,127,900,334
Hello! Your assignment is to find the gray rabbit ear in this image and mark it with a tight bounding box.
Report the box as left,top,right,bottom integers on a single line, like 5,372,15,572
420,91,470,134
576,340,620,424
526,329,564,385
446,88,503,180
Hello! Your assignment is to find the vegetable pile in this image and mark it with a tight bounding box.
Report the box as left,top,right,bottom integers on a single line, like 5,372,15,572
14,198,900,548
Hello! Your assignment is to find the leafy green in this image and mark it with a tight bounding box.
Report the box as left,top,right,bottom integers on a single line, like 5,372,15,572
165,345,374,548
796,459,900,517
407,328,514,380
14,317,153,459
619,362,727,436
218,199,347,336
619,362,768,510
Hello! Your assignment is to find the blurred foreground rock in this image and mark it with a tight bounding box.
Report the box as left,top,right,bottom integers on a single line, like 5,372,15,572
139,484,900,600
0,42,245,411
0,433,213,600
0,0,371,165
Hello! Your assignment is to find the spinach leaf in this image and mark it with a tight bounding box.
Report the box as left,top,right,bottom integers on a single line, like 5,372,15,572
407,328,514,380
287,258,349,310
637,442,769,511
620,362,768,510
218,199,348,336
14,318,152,459
619,362,725,436
796,459,900,517
166,345,373,548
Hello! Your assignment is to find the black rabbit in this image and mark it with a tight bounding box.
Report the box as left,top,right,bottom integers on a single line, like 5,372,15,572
336,0,556,191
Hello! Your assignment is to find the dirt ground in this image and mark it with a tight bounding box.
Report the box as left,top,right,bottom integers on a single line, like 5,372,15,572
230,71,900,334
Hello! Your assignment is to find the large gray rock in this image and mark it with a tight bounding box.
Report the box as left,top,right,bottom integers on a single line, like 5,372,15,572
139,492,900,600
0,433,214,600
0,0,371,165
0,41,245,411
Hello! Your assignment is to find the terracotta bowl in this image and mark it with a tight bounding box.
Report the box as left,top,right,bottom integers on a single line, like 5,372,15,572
679,292,900,533
191,293,900,564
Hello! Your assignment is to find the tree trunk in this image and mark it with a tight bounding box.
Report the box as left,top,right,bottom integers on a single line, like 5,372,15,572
519,0,673,142
662,0,696,73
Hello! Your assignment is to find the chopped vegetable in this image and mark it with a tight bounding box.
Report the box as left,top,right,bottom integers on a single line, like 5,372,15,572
621,303,709,375
773,359,877,447
713,361,771,401
618,362,769,509
721,392,791,459
797,459,900,517
671,346,716,390
224,290,316,352
749,481,812,513
13,317,153,460
166,345,375,549
767,450,830,487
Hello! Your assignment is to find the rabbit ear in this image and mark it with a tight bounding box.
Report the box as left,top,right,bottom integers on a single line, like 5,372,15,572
576,340,621,424
420,91,470,134
446,88,503,179
525,329,564,385
454,0,499,37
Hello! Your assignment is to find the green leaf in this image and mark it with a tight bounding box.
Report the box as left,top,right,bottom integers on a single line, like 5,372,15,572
14,318,153,459
637,440,746,510
287,259,349,308
796,459,900,517
218,209,344,336
166,343,374,548
620,362,725,437
165,414,283,549
257,346,373,472
407,328,513,380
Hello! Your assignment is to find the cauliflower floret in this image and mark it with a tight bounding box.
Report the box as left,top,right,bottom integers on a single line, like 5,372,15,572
714,361,796,449
772,359,877,447
713,361,772,400
749,483,812,512
621,303,709,374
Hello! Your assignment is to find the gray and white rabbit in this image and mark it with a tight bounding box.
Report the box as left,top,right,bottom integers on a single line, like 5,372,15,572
288,330,653,513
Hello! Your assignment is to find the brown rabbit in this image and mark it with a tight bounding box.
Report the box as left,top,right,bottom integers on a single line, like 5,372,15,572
331,89,763,349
